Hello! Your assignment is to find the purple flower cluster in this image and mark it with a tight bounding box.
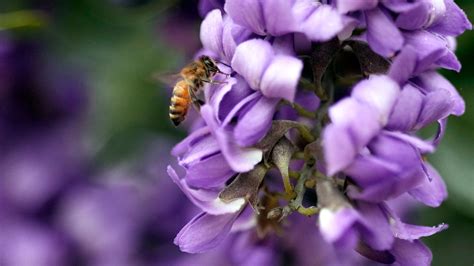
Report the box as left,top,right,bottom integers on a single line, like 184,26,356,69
169,0,471,264
0,36,187,266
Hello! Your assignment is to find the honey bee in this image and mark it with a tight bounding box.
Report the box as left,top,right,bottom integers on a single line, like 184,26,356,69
168,55,228,126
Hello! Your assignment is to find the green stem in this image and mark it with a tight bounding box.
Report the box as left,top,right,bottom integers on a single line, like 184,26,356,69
282,99,317,119
296,124,316,143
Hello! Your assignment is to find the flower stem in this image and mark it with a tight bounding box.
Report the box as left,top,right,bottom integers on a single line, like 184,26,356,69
296,124,316,143
280,162,320,219
281,99,317,119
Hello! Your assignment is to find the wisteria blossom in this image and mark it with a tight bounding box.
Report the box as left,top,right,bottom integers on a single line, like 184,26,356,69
168,0,471,265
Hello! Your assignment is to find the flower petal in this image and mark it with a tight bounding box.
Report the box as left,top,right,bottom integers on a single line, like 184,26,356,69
365,7,404,57
415,71,465,116
336,0,377,13
262,0,298,36
260,55,303,101
323,124,357,175
328,98,381,152
428,0,472,36
209,77,238,121
224,0,265,35
185,153,235,189
167,166,245,215
357,202,394,251
388,46,417,85
386,84,424,132
395,2,430,30
201,105,263,172
222,17,252,62
174,212,239,253
403,30,452,73
171,126,211,157
179,133,220,167
234,96,279,147
318,208,360,249
383,131,435,154
300,4,345,41
346,155,401,188
416,89,453,128
232,39,274,90
390,239,432,266
393,221,448,241
351,75,400,125
409,163,447,207
200,9,224,57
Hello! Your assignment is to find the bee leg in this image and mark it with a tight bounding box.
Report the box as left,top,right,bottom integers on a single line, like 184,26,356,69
215,60,231,68
202,78,228,85
189,87,205,112
216,69,231,76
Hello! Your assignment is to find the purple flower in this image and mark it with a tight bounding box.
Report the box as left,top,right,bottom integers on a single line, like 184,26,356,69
232,39,303,102
200,9,252,63
167,1,471,264
0,219,68,266
0,35,188,266
0,128,83,212
182,37,305,173
0,37,87,144
335,0,472,57
171,126,237,188
224,0,346,41
323,75,400,175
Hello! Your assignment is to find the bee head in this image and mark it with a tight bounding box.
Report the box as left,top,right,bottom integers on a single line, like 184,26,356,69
200,55,218,71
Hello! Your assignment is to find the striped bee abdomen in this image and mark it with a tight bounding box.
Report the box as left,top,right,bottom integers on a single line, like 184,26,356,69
169,80,190,126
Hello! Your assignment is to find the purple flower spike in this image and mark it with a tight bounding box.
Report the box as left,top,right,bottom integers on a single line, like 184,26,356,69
167,1,470,263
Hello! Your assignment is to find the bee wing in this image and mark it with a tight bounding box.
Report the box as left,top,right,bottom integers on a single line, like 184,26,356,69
152,72,182,88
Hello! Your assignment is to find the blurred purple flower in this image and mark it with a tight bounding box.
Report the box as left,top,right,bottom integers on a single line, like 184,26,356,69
0,36,87,144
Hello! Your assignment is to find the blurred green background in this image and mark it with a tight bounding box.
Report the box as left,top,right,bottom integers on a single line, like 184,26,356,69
1,1,473,265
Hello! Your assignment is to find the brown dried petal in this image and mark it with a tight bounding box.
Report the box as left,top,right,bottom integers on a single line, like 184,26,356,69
219,164,268,212
271,137,295,184
255,120,300,151
346,40,390,75
311,38,341,97
304,140,323,160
